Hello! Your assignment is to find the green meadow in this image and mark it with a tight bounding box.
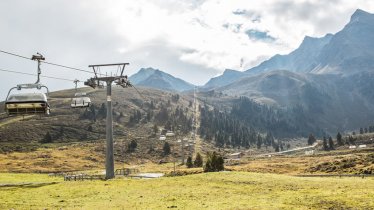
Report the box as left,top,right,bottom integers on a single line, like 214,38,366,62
1,172,373,209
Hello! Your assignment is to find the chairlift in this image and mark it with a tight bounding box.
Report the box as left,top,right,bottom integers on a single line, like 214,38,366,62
4,53,50,116
71,94,91,108
4,84,50,116
70,79,91,108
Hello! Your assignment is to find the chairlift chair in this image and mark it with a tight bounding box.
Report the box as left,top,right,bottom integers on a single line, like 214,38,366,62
4,53,52,116
71,80,92,108
4,84,50,116
71,93,91,108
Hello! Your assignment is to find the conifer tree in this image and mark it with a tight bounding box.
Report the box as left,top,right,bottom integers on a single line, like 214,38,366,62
256,134,262,149
323,136,328,151
328,136,334,150
163,142,171,155
41,132,53,144
194,152,203,167
336,132,343,146
204,151,224,172
128,140,138,152
308,134,316,145
186,156,193,168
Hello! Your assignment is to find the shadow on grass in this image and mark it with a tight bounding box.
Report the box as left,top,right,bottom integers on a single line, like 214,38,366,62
0,181,59,189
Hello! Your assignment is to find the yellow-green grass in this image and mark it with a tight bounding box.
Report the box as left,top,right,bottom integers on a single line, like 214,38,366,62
0,144,105,173
1,172,373,209
227,149,374,175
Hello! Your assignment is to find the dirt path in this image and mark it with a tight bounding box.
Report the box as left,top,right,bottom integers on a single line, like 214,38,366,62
193,88,203,156
0,115,34,127
254,142,319,157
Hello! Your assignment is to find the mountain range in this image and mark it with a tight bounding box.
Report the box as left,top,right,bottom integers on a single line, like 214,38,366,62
129,67,194,92
127,9,374,134
203,9,374,88
211,9,374,133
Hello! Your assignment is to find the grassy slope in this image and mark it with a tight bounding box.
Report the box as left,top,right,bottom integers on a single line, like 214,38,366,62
228,149,374,175
0,172,373,209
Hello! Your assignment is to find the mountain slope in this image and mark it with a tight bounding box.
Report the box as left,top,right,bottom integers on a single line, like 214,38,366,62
216,70,374,133
199,9,374,134
248,34,333,75
246,9,374,75
203,69,245,89
130,68,194,92
314,9,374,74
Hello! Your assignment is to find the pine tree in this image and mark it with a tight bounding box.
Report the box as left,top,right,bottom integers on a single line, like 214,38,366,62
256,134,262,149
348,135,355,145
194,152,203,167
59,126,64,140
128,140,138,152
336,132,343,146
323,136,328,151
280,142,284,151
274,143,279,152
163,142,171,155
328,136,334,150
204,152,224,172
186,156,193,168
307,134,316,145
265,132,274,147
153,124,158,135
41,132,53,144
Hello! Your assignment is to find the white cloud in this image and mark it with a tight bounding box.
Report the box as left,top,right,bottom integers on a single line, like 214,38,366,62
96,0,374,73
1,0,374,98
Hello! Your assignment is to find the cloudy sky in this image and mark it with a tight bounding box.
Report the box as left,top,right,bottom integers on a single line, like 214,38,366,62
0,0,374,97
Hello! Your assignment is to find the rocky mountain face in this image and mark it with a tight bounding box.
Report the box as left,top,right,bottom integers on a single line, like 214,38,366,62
205,9,374,88
129,68,194,92
314,9,374,75
248,9,374,75
248,34,333,75
206,9,374,134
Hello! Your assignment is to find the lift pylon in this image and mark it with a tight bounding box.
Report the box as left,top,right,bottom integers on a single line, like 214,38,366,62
85,63,130,179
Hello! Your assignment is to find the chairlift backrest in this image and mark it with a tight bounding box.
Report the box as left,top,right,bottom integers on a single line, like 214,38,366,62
74,92,87,97
5,93,50,116
7,93,47,102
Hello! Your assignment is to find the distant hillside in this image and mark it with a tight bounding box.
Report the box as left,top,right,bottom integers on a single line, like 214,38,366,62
203,69,245,89
215,70,374,134
0,86,195,157
130,68,194,92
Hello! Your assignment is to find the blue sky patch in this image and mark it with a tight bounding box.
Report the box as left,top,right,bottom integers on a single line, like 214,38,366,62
246,29,276,42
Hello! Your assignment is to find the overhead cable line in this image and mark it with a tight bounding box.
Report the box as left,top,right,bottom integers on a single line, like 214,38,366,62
0,50,30,60
0,49,102,75
131,85,146,101
41,60,95,74
0,68,79,82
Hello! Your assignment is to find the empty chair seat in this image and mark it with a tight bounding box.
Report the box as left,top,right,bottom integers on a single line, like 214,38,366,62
5,93,50,115
71,96,91,108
